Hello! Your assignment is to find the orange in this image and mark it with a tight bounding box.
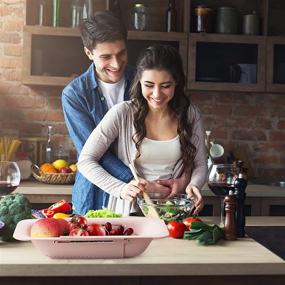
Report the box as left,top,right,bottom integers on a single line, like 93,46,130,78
40,163,58,174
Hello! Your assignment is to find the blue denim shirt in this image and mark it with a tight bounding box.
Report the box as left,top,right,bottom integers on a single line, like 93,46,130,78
62,63,135,215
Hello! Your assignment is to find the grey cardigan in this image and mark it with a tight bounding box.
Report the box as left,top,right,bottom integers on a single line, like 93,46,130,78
78,100,207,215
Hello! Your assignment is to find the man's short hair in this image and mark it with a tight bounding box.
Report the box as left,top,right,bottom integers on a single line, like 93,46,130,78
79,11,127,51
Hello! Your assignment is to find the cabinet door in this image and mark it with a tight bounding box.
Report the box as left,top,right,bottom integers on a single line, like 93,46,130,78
188,34,266,92
266,1,285,92
266,37,285,92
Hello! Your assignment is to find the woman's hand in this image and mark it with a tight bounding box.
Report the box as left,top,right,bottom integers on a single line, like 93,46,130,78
120,180,146,202
185,185,204,215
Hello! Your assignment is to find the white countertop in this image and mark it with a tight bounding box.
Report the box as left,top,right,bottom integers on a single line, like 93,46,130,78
1,234,284,277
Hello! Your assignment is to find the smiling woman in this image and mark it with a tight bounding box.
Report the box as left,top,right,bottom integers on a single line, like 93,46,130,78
78,44,207,216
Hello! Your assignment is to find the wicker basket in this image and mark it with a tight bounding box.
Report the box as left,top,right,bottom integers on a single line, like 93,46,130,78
32,165,75,185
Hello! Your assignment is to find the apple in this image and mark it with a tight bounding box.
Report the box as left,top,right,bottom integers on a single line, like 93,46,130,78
59,167,72,173
56,219,70,236
30,218,61,238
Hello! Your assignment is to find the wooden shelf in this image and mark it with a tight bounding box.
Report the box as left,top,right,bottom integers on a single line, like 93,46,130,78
22,0,285,92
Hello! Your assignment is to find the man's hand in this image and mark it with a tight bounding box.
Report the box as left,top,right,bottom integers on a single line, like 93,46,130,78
185,185,204,215
141,179,171,197
156,174,190,198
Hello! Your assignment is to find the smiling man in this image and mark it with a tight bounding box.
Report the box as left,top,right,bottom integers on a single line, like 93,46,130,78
61,11,135,214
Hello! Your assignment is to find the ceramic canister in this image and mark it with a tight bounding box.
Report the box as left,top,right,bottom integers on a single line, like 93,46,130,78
216,6,238,34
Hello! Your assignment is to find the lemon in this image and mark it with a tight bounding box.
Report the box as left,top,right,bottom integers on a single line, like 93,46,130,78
52,159,68,170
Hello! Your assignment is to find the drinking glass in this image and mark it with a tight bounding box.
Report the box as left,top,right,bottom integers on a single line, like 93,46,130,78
208,164,236,225
0,161,21,198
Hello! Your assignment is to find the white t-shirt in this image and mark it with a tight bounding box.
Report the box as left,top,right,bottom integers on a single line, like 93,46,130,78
136,135,182,181
98,76,126,109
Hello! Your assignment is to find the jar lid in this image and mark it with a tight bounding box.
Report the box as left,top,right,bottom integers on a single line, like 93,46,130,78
217,6,236,11
135,3,144,8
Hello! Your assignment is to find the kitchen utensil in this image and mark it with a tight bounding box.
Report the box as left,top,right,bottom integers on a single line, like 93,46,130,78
129,163,160,219
13,217,168,259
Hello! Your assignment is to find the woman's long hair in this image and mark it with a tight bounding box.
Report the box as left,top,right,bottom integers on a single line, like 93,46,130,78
130,45,197,175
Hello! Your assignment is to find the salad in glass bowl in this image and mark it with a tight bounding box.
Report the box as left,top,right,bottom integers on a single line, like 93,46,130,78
137,193,195,223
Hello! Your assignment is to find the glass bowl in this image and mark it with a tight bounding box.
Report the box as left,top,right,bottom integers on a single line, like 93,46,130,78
137,193,195,223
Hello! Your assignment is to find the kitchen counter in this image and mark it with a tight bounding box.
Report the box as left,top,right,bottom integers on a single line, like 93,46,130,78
1,217,285,285
15,180,285,203
15,180,285,216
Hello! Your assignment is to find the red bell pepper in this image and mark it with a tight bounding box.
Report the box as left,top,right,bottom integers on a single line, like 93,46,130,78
41,200,72,218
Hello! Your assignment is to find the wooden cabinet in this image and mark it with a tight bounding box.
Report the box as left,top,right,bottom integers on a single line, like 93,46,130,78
23,0,285,91
187,0,285,92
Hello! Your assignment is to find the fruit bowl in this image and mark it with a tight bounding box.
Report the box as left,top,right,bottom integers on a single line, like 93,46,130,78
137,193,195,223
31,165,75,185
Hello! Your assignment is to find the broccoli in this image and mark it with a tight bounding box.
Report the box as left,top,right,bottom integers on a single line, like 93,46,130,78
0,193,32,241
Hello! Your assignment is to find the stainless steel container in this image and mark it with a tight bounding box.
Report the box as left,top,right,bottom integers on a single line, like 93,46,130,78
243,12,259,35
216,6,238,34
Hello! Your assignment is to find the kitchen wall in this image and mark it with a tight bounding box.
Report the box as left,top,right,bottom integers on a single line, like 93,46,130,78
0,0,284,179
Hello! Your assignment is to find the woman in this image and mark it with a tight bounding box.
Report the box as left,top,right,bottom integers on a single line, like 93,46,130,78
78,45,207,216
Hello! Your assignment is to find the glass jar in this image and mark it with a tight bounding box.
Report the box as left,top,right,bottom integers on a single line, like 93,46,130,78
194,5,213,33
133,4,146,31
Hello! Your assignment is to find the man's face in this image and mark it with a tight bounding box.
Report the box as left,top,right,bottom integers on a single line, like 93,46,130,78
85,40,128,83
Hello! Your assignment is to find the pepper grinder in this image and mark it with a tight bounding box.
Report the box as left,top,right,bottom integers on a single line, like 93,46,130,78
234,161,247,238
224,190,237,240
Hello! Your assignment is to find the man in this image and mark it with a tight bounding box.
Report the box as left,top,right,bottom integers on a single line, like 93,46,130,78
62,11,189,215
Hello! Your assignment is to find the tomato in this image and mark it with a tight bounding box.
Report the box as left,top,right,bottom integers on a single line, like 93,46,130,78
69,214,88,229
69,228,89,236
87,223,106,236
167,221,186,239
182,217,202,231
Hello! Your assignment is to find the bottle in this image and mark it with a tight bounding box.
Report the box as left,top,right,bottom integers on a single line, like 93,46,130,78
52,0,61,27
133,4,146,31
234,163,247,238
71,0,83,28
224,190,237,240
166,0,177,32
45,126,54,163
38,0,45,26
82,0,93,19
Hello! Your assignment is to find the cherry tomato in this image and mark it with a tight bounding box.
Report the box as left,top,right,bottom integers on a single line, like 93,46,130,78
87,223,106,236
69,214,88,229
69,228,89,236
182,217,202,231
167,221,186,239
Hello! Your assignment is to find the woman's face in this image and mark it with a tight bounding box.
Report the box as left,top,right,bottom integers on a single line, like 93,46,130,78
140,69,176,111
